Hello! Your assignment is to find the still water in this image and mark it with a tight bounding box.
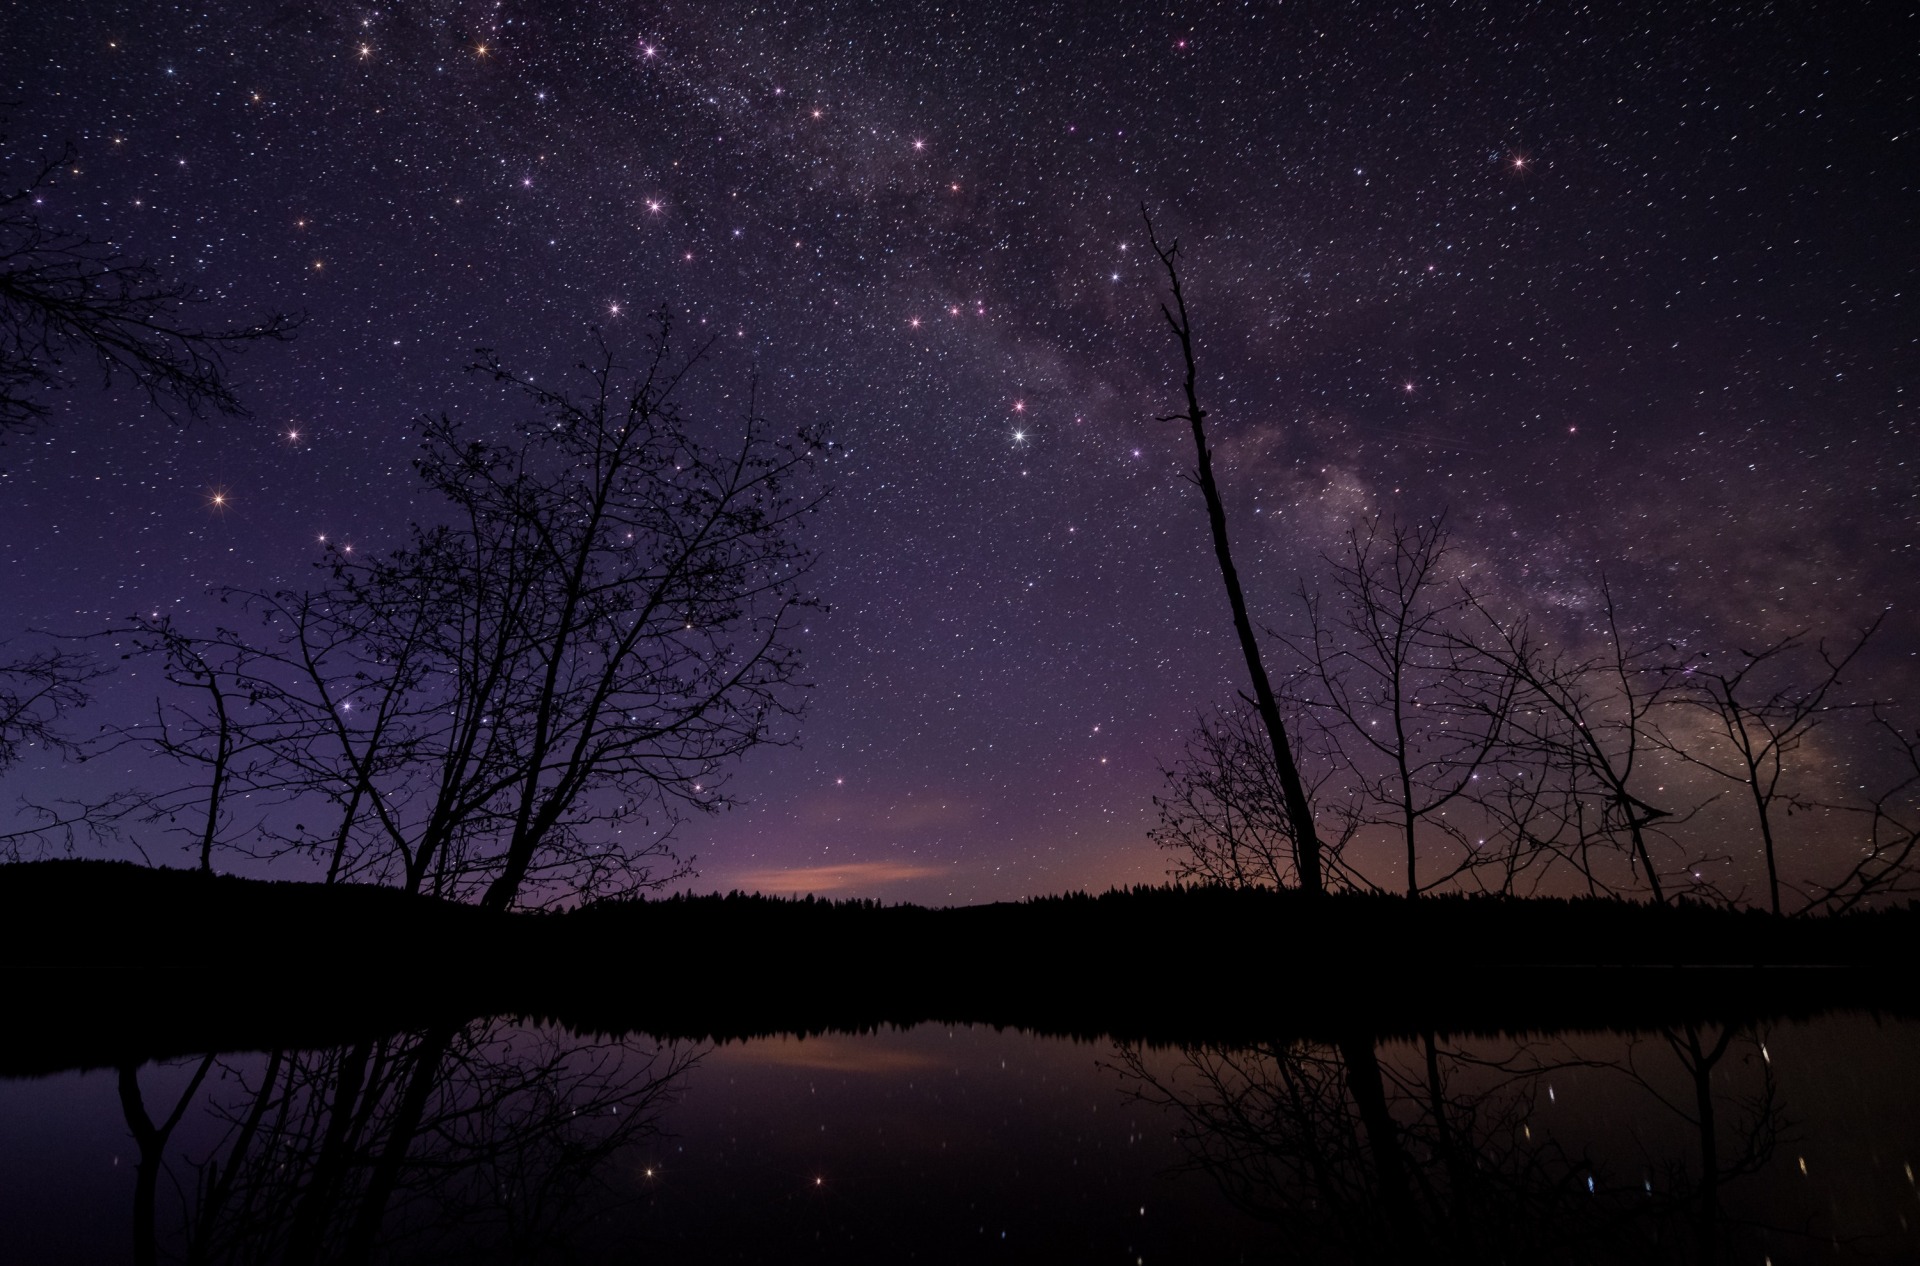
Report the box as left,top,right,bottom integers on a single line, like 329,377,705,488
2,1012,1915,1262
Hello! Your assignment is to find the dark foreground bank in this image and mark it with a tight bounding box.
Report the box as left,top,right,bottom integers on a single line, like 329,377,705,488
3,860,1914,1074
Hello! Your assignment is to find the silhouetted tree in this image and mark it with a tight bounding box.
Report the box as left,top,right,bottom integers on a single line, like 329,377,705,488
1283,516,1515,896
1143,209,1324,894
116,318,822,908
1151,701,1365,889
1658,620,1879,915
94,617,284,873
0,640,97,773
0,136,297,435
1796,709,1920,915
1471,585,1702,903
0,639,125,861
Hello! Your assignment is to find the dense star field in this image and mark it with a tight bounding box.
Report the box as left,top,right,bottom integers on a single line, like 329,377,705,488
3,2,1914,902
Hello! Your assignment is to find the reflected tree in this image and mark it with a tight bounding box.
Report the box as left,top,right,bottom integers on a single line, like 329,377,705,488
1619,1023,1781,1264
118,1055,217,1266
116,1019,699,1264
1113,1023,1791,1264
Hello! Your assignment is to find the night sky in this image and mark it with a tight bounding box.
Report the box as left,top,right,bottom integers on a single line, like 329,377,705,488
5,2,1914,903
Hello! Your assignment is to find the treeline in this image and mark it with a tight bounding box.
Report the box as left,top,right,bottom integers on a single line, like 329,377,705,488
12,861,1920,971
5,861,1915,1073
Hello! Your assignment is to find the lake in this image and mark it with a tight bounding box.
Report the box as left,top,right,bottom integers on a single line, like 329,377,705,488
2,1010,1915,1262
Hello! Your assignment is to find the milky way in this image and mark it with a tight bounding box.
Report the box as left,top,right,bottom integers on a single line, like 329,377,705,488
5,2,1913,901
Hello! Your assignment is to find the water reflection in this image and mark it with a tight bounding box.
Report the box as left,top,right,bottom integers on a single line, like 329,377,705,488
4,1013,1914,1262
1112,1023,1884,1264
113,1021,695,1264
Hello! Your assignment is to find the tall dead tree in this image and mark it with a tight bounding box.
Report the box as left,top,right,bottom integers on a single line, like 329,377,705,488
1144,209,1324,895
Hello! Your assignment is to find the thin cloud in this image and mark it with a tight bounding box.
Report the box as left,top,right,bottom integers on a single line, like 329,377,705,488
728,859,945,894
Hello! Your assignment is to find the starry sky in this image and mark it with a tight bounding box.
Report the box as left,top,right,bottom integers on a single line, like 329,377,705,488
4,1,1915,903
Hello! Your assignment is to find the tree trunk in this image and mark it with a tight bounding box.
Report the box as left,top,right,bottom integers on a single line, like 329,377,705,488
1146,212,1323,894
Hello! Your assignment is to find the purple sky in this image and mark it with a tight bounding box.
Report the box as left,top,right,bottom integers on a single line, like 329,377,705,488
5,2,1914,903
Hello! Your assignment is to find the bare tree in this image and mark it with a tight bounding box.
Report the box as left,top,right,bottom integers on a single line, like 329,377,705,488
1143,209,1324,894
0,640,99,773
1473,586,1701,904
1284,517,1515,896
116,318,822,908
1795,710,1920,915
1151,702,1366,891
1659,620,1879,915
0,137,297,435
0,639,135,862
85,617,296,873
